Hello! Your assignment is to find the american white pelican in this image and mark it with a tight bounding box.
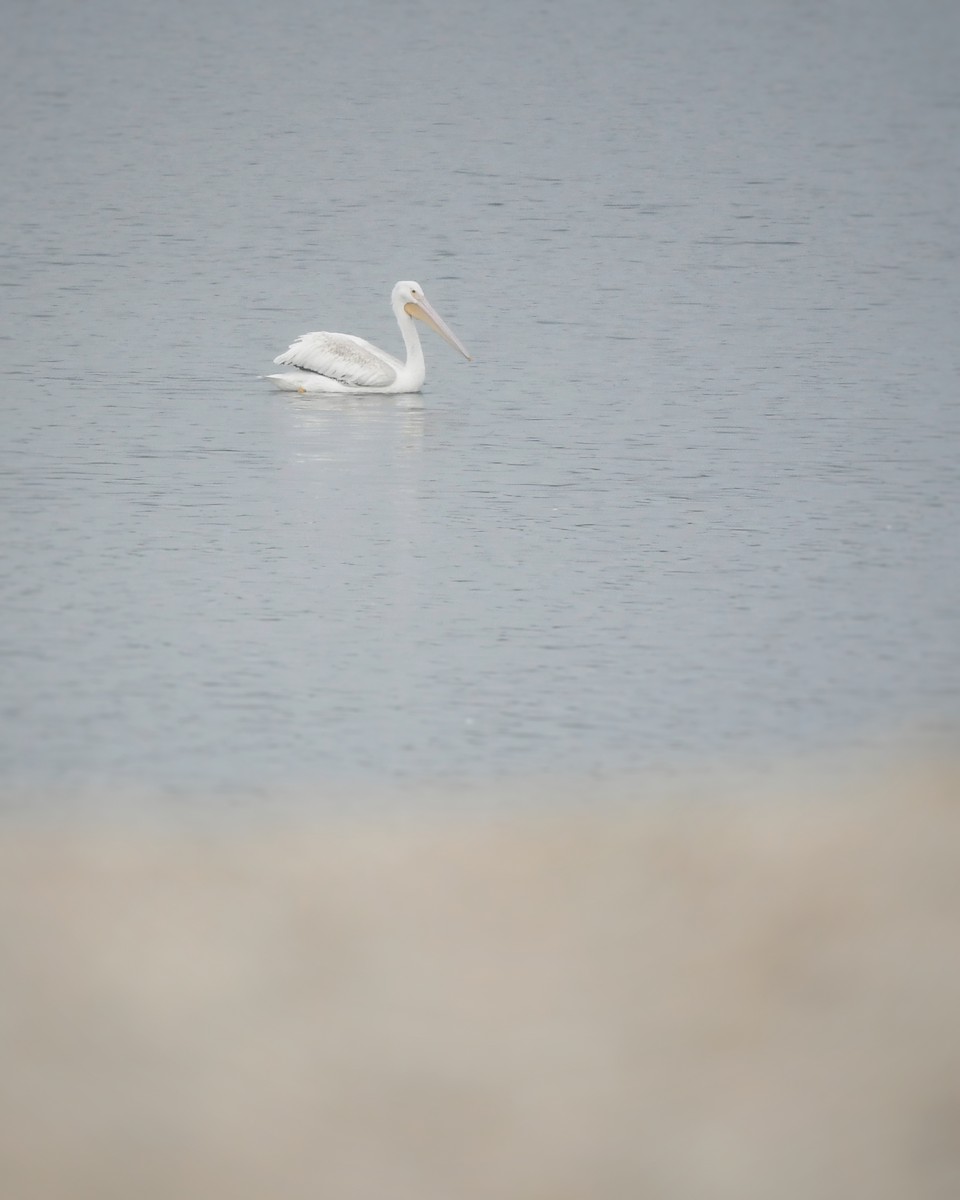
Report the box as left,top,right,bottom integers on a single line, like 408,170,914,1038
267,280,471,394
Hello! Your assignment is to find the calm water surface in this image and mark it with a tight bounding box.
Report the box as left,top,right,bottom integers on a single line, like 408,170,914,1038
1,0,958,804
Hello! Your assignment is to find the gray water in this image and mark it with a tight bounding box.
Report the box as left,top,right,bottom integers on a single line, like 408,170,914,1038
1,0,958,803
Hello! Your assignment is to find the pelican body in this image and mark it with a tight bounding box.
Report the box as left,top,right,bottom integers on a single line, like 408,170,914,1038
267,280,470,394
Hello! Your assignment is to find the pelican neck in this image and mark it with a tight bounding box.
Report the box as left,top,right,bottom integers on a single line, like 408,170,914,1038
394,299,426,380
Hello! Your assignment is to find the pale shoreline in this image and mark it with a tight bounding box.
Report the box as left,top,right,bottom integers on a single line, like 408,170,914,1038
2,756,958,1199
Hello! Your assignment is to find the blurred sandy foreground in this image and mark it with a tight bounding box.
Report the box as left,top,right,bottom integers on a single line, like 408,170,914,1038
1,757,958,1200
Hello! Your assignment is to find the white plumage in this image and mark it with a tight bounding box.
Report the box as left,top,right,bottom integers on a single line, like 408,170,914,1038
267,281,470,394
273,332,398,389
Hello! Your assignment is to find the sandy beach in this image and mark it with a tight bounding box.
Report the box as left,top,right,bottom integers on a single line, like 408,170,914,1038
1,756,958,1199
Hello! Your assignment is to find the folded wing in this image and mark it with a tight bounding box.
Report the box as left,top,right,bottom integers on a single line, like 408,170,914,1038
273,332,397,389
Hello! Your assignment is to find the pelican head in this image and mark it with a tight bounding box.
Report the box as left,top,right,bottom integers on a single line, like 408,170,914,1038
393,280,471,361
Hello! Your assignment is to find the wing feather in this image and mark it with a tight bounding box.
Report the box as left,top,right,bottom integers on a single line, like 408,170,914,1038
272,332,397,389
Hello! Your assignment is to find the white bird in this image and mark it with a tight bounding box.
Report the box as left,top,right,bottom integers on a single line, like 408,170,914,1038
267,280,471,394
